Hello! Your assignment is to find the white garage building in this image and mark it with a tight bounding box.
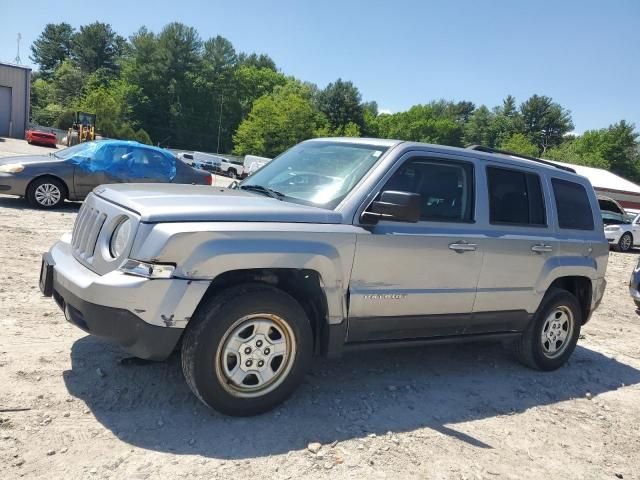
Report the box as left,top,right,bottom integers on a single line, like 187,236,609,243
0,62,31,139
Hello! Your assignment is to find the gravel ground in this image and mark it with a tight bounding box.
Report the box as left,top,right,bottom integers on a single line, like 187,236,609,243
1,139,640,479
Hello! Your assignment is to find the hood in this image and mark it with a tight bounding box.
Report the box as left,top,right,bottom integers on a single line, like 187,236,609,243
0,154,62,166
94,183,344,224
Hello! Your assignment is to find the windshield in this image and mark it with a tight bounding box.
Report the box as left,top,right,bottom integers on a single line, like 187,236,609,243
53,141,101,160
240,141,387,208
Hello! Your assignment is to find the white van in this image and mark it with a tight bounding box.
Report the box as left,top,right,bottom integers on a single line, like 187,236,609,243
243,155,272,178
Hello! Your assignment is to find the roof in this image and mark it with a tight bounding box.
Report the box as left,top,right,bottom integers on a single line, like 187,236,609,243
308,137,401,148
94,139,169,154
310,137,586,177
0,61,32,71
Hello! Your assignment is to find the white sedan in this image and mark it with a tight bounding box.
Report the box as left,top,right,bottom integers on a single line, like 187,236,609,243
604,214,640,252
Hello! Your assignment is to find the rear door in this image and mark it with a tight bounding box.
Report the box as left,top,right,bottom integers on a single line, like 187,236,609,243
472,163,552,333
125,147,176,183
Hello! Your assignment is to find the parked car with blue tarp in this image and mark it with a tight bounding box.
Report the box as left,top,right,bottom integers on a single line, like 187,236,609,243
0,140,212,208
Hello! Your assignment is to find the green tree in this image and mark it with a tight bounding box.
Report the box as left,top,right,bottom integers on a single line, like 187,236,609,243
134,128,153,144
546,121,640,179
499,133,539,157
519,95,574,154
79,80,139,139
30,23,75,78
203,36,237,75
376,104,463,146
51,59,85,105
501,95,517,117
362,102,380,137
545,138,609,169
237,52,277,71
316,79,364,132
234,66,287,115
233,86,321,157
124,23,202,147
463,105,495,146
71,22,126,74
603,121,640,180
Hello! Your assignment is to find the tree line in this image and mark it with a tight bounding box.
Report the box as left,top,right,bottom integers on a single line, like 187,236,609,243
29,21,640,181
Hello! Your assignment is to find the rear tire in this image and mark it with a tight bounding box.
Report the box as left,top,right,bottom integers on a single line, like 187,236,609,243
616,232,633,252
26,177,66,209
515,288,581,371
228,169,237,179
181,283,313,416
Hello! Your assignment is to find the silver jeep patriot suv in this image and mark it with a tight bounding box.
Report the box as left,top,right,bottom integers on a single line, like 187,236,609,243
40,138,608,416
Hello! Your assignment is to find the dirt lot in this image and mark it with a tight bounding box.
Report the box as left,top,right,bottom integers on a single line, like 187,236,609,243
1,139,640,479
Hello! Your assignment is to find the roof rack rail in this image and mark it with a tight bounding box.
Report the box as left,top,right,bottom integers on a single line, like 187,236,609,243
466,145,576,173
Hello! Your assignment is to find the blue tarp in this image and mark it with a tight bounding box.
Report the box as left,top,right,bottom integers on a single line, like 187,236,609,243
57,140,176,181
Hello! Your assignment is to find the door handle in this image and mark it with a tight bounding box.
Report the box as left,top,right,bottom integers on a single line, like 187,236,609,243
449,241,477,252
531,244,553,253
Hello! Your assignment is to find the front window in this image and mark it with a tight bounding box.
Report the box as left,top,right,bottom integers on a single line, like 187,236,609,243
240,141,388,208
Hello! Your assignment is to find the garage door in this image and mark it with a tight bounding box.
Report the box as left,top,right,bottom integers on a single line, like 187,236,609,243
0,86,12,137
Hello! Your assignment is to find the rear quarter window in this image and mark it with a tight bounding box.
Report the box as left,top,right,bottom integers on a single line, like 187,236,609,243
552,178,595,230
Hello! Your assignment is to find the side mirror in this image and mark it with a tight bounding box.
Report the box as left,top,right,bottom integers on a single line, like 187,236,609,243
362,190,421,224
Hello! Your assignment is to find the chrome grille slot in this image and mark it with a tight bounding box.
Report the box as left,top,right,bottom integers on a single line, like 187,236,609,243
71,204,106,260
69,192,140,274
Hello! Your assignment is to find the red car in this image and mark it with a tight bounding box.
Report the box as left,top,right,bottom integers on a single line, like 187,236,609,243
25,129,57,148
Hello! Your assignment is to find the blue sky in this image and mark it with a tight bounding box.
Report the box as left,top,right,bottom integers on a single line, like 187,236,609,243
1,0,638,133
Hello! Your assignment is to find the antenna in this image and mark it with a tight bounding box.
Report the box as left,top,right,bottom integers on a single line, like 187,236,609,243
15,33,22,64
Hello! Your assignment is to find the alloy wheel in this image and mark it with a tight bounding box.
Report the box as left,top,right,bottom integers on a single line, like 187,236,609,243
620,233,632,251
34,183,61,207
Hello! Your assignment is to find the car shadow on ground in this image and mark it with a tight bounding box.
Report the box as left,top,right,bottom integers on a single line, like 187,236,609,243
63,336,640,459
0,195,81,212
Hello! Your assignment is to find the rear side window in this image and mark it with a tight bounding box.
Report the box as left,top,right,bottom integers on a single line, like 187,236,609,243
487,167,546,226
552,178,595,230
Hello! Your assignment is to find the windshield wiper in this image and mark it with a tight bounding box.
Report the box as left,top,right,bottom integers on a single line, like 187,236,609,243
240,184,284,200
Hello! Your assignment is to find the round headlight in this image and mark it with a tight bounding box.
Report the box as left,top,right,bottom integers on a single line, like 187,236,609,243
110,218,131,258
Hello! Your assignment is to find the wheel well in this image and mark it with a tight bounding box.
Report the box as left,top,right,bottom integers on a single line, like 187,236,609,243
200,269,329,354
27,175,69,199
548,276,592,324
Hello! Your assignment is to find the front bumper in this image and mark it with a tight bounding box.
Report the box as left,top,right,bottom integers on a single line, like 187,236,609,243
0,172,28,196
53,280,183,360
605,230,623,244
44,235,210,360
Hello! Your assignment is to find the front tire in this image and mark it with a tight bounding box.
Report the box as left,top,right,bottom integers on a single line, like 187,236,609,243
26,177,66,209
228,169,237,179
181,284,313,416
515,288,581,371
616,232,633,252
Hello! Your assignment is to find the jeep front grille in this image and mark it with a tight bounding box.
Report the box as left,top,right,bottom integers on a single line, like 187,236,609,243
71,204,107,261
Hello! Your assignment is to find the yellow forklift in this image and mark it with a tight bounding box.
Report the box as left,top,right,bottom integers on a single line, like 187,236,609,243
66,111,97,146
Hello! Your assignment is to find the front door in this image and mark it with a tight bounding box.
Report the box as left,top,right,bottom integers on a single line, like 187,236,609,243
104,147,176,184
73,143,110,198
347,155,484,342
